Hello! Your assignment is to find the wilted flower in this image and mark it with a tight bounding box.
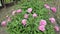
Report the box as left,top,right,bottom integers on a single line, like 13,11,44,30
39,20,47,26
1,21,7,27
27,8,32,13
16,9,22,13
54,26,59,31
6,15,11,22
38,25,45,32
33,13,37,18
7,17,11,22
51,7,56,13
6,15,9,18
22,19,27,26
44,4,50,9
49,17,56,23
12,10,16,15
24,14,29,19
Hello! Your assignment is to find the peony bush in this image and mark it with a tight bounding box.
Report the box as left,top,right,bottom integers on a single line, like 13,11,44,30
3,0,57,34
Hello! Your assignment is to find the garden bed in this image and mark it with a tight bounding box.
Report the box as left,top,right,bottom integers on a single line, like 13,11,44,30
0,0,60,34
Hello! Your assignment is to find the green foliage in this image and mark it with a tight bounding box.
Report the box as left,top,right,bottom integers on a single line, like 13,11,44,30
4,0,13,4
7,0,55,34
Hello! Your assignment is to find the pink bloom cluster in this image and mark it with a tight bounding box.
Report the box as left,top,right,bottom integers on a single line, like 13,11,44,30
1,15,11,27
44,4,56,13
1,7,57,32
21,8,32,26
49,17,59,31
22,8,38,26
38,20,47,32
44,4,58,32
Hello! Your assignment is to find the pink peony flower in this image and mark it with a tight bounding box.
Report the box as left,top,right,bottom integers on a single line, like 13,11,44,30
44,4,50,9
54,26,59,31
33,13,37,18
22,19,27,25
12,10,16,15
27,8,32,13
1,21,7,27
16,9,22,13
49,17,56,23
24,14,29,19
38,25,45,32
51,7,56,13
39,20,47,26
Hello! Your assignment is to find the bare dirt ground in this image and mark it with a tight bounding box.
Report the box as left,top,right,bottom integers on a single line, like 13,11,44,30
0,7,13,34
